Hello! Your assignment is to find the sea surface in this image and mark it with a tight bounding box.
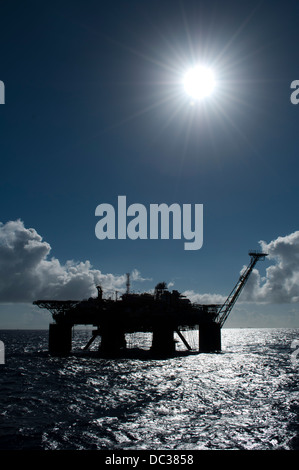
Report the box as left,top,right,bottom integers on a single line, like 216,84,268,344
0,328,298,451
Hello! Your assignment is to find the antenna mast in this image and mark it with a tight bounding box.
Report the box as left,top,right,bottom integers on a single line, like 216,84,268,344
126,273,130,295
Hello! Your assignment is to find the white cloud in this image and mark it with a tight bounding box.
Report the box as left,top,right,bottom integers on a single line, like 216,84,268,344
0,220,147,302
131,269,151,283
238,231,299,304
182,290,227,305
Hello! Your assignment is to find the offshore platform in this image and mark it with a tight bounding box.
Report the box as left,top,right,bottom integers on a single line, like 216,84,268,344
34,251,267,357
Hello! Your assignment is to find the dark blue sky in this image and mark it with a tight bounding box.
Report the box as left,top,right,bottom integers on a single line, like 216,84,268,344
1,0,299,327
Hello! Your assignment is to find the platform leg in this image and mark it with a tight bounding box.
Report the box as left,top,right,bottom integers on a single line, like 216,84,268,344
49,323,72,356
199,323,221,352
151,327,176,356
99,326,126,356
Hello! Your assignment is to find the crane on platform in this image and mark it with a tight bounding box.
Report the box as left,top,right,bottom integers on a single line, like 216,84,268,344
216,251,268,328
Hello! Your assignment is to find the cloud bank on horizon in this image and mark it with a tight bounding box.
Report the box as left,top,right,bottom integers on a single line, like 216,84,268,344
0,219,299,305
0,220,148,302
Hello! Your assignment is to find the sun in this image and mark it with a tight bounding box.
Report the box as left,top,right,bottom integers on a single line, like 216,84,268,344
183,65,216,100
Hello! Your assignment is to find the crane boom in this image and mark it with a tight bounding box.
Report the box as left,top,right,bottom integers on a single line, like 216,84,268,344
216,251,268,328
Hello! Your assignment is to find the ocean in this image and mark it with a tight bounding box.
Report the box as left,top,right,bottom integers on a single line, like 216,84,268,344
0,328,298,451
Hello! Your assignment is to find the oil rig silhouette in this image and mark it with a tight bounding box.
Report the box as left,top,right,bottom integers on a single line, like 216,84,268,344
34,252,267,357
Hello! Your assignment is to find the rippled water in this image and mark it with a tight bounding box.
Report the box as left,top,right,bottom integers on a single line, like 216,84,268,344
0,328,298,450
